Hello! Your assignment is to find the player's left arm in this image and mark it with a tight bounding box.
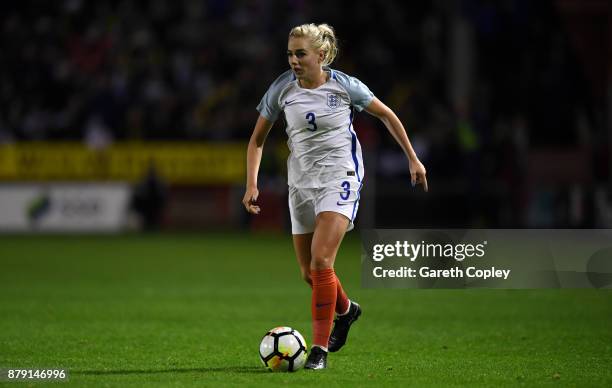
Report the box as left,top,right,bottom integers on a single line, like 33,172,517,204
365,97,428,192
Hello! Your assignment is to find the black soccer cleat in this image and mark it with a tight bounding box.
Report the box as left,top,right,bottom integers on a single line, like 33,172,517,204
328,301,361,352
304,346,328,370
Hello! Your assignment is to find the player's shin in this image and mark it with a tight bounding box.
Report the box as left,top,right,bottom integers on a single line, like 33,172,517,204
311,268,337,349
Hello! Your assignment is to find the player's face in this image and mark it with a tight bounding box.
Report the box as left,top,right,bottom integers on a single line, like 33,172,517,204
287,37,323,79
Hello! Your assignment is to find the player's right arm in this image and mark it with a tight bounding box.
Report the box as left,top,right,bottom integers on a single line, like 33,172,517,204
243,115,274,214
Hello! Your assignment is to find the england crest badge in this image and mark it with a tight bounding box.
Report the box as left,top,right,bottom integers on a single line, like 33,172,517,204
327,93,340,109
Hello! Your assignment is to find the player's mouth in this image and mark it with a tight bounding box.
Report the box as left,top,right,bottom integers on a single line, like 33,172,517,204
292,67,303,74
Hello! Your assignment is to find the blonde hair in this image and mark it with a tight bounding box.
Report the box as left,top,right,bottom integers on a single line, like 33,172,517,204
289,23,338,66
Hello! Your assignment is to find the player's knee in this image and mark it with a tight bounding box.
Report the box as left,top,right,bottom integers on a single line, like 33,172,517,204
311,254,333,270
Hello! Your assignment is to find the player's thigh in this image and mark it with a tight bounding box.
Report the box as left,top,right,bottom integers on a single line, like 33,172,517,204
310,211,350,270
292,233,313,282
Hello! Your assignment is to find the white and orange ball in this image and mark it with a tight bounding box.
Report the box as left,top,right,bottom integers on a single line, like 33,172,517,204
259,327,307,372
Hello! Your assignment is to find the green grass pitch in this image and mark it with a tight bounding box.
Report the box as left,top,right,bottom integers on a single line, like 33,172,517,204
0,233,610,387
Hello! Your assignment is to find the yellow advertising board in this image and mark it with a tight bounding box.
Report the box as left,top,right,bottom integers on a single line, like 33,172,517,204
0,142,247,184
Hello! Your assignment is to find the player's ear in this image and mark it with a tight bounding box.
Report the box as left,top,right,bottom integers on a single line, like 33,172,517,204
318,50,324,63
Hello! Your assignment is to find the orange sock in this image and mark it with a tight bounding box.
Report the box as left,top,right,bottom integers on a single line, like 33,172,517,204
335,275,350,315
311,268,337,348
306,273,349,316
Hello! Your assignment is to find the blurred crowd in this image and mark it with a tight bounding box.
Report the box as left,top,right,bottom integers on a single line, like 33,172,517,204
0,0,609,227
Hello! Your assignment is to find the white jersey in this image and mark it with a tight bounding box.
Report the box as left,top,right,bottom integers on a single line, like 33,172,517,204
257,68,374,188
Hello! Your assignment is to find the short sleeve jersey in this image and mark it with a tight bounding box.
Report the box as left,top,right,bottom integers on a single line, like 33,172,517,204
257,68,374,188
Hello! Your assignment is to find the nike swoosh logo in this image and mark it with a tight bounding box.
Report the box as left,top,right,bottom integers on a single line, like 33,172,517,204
316,302,333,308
336,201,348,206
285,99,297,105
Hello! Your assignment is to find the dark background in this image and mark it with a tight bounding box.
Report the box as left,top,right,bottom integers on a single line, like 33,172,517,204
0,0,610,230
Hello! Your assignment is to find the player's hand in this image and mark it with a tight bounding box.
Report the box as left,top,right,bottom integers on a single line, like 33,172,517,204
409,158,428,192
242,186,261,214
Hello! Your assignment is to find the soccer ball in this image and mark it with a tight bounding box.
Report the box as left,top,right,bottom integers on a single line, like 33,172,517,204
259,327,307,372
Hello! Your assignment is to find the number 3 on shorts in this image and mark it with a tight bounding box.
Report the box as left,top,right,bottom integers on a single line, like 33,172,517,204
340,181,350,200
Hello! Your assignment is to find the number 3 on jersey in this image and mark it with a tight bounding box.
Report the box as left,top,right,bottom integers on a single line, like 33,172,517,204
305,112,317,131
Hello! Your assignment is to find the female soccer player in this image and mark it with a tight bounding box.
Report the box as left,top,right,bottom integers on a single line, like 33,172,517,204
243,23,427,370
